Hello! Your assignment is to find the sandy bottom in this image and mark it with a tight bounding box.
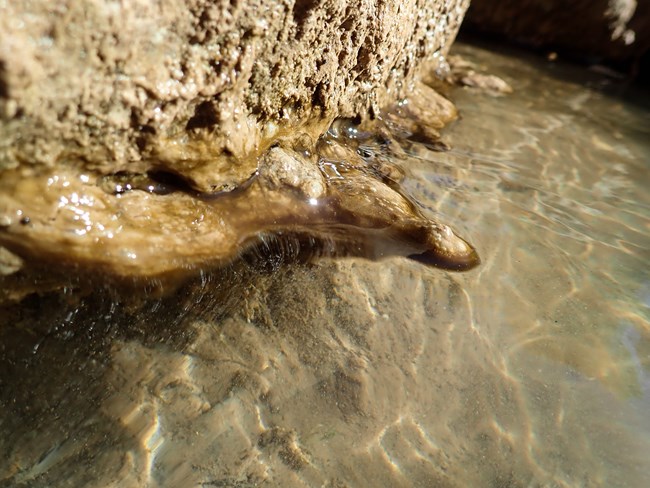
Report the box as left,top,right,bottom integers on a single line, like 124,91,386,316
1,42,650,487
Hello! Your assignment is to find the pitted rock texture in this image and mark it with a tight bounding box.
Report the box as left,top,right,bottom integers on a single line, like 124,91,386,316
464,0,650,68
0,0,469,191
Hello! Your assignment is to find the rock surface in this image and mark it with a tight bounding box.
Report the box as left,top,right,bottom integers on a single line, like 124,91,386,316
0,93,479,293
0,0,468,191
464,0,650,68
0,0,476,286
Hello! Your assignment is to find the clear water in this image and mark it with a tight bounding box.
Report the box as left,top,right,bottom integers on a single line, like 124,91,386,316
1,42,649,487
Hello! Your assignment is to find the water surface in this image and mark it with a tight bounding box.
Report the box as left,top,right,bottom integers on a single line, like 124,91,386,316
1,42,649,487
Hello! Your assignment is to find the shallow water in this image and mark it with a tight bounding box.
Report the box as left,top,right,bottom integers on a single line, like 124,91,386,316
1,42,650,487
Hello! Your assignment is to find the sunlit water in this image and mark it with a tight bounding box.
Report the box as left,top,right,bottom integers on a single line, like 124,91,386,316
1,42,649,487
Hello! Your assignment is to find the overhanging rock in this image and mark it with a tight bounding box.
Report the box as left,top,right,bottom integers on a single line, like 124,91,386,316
0,0,468,191
0,0,475,290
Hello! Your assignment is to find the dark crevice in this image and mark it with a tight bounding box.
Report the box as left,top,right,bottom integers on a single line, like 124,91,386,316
186,101,219,130
146,169,198,195
0,61,9,99
292,0,320,26
311,82,327,108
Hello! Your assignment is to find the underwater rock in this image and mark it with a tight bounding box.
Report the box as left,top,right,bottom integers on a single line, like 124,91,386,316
0,155,479,281
445,55,513,95
258,146,325,200
0,1,478,290
0,1,478,289
0,99,479,291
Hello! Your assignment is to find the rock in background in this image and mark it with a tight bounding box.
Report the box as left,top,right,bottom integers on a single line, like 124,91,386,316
464,0,650,73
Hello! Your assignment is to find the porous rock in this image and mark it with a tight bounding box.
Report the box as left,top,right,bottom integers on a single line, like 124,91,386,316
0,0,476,291
0,0,469,191
258,146,325,199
